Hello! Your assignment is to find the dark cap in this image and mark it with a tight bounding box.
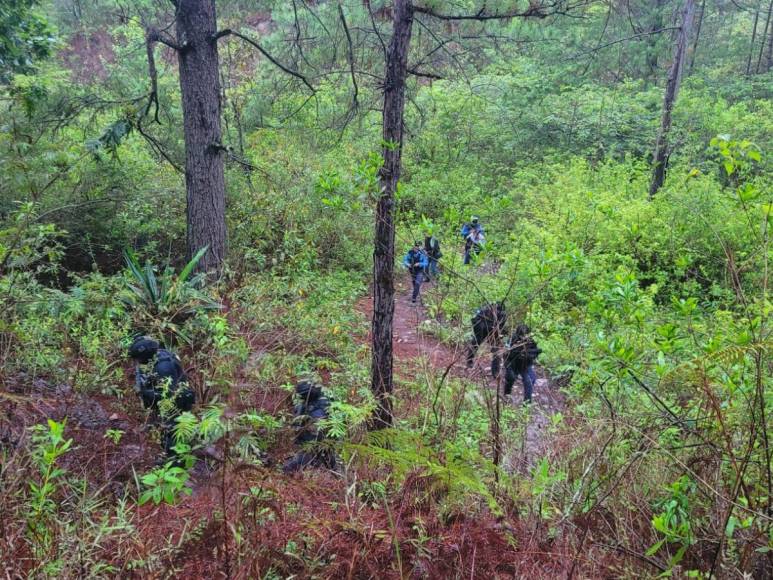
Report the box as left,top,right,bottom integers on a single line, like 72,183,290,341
515,324,530,336
296,380,322,400
128,336,160,363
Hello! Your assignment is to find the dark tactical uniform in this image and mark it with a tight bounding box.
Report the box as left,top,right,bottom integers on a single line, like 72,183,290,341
424,235,442,278
128,336,195,454
503,324,542,403
283,381,336,473
466,302,507,375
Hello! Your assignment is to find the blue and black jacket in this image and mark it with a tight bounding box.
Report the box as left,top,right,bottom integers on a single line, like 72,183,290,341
403,248,429,273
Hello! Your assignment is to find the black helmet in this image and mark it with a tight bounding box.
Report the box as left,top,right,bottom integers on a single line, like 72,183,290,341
128,336,160,363
296,380,322,400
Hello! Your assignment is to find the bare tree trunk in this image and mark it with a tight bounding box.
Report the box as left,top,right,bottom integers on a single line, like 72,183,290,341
767,3,773,71
370,0,413,429
176,0,227,275
756,1,773,73
689,0,705,72
746,6,761,76
649,0,697,199
646,0,667,82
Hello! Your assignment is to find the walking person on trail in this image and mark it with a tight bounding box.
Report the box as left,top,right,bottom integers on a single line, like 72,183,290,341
461,216,485,265
283,380,337,473
403,241,429,304
128,335,195,459
502,324,542,405
424,234,442,279
466,302,507,375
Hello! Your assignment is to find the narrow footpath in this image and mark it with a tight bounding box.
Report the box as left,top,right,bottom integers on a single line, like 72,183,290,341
359,277,565,470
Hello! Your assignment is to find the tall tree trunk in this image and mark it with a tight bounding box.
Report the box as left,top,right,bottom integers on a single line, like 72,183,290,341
746,6,760,76
370,0,413,429
176,0,227,274
756,1,773,73
767,2,773,71
649,0,697,199
646,0,667,82
689,0,705,72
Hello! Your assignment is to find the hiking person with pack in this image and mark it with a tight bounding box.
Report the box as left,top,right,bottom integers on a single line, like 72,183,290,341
460,216,485,265
502,324,542,404
466,302,507,374
128,335,195,457
283,380,337,473
403,241,429,304
424,234,442,279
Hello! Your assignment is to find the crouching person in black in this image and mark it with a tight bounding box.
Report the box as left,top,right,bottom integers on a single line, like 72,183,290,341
466,302,507,375
283,381,337,473
503,324,542,404
128,336,195,457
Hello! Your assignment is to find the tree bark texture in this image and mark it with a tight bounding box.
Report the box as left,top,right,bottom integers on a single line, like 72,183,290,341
370,0,413,429
176,0,227,275
688,0,705,72
646,0,667,81
649,0,696,199
756,1,773,73
746,7,760,76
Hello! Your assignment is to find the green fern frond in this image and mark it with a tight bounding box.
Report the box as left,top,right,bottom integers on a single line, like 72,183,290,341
661,340,772,384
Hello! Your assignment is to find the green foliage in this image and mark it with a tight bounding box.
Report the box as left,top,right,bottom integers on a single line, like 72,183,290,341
27,419,73,552
121,247,222,343
0,0,55,83
0,202,64,279
646,476,697,569
138,463,192,506
348,428,504,518
86,117,134,160
0,1,771,576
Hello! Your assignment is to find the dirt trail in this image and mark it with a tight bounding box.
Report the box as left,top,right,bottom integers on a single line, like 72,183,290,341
360,276,565,470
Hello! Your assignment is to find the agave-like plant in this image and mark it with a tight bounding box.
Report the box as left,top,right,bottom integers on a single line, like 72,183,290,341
122,247,222,343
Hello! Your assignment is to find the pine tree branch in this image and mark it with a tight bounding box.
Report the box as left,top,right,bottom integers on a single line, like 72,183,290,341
212,29,315,93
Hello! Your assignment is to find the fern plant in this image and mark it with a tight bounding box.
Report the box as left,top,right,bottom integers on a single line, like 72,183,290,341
347,428,504,517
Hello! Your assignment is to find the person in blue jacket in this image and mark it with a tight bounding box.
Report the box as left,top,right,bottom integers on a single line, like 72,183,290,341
460,216,485,265
403,241,429,303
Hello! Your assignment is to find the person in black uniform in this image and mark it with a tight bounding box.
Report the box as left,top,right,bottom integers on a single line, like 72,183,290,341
424,234,442,279
128,335,195,456
502,324,542,404
283,380,336,473
466,302,507,375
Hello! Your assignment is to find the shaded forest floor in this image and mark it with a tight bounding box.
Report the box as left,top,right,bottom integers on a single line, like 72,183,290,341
1,281,622,578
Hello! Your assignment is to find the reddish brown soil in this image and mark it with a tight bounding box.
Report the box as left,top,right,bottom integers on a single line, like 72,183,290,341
358,277,566,465
1,282,613,578
59,31,116,82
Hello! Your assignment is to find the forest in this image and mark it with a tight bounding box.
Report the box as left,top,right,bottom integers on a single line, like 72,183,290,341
0,0,772,577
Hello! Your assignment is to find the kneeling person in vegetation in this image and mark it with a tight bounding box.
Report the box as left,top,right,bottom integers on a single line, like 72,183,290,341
129,336,195,456
403,241,429,304
283,381,336,473
467,302,507,374
503,324,542,404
